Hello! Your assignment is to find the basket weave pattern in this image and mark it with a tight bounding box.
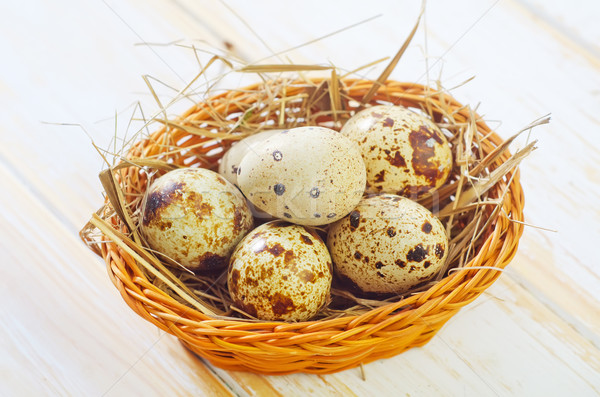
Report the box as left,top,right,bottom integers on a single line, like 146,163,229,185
85,79,524,374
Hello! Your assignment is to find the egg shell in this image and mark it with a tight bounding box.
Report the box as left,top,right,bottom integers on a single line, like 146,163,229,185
237,126,366,226
218,129,282,186
227,221,332,321
327,194,448,297
340,105,452,198
140,168,254,272
218,129,282,222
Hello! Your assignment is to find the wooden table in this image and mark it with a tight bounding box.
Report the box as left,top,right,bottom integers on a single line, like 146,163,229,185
2,1,599,395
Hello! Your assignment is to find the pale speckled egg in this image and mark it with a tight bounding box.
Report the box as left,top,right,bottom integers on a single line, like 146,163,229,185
227,220,332,321
218,129,282,186
327,194,448,297
237,126,366,226
340,105,453,198
140,168,254,272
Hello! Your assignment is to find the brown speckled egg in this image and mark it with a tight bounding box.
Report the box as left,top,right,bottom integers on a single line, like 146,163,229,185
327,194,448,297
237,126,366,226
340,105,452,198
218,129,282,186
140,168,253,272
227,220,332,321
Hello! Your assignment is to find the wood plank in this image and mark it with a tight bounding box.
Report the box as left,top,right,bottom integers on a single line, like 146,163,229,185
0,162,233,397
0,0,221,231
516,0,600,58
479,0,600,344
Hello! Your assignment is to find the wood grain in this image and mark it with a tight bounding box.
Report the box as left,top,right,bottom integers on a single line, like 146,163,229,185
1,0,599,395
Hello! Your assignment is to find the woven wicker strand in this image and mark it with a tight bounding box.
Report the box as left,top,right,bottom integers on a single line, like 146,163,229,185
83,78,524,375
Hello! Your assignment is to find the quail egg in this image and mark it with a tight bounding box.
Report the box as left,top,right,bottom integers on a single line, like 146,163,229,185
140,168,253,272
218,129,282,186
227,220,332,321
327,194,448,297
340,105,452,198
237,126,366,226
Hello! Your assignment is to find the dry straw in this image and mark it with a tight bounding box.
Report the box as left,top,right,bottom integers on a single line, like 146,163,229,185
80,18,547,373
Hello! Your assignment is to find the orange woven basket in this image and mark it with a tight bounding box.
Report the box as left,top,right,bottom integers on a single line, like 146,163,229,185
81,78,524,375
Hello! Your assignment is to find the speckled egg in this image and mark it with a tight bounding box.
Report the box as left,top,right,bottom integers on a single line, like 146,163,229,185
237,126,366,226
340,105,452,198
140,168,254,272
227,220,332,321
327,194,448,297
218,129,281,186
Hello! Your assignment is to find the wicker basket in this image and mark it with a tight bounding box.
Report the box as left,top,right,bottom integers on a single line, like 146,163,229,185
81,78,524,375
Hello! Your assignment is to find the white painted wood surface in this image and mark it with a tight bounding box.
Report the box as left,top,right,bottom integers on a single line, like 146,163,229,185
1,0,599,395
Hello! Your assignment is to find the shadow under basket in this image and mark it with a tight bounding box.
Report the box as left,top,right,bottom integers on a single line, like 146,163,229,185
80,78,525,375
